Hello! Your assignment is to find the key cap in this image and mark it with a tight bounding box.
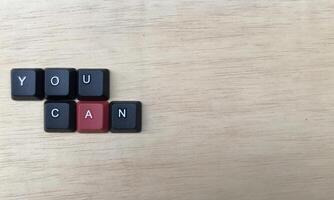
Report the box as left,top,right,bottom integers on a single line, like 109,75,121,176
11,68,44,100
45,68,76,99
110,101,142,133
77,101,109,133
77,69,110,100
44,101,76,132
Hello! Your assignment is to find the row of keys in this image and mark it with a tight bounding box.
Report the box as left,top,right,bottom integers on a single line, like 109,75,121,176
11,68,109,100
11,68,142,133
45,101,141,133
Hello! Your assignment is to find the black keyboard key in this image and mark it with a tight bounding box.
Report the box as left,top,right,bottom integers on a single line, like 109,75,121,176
110,101,142,133
11,68,44,100
45,68,76,99
44,101,76,132
78,69,110,100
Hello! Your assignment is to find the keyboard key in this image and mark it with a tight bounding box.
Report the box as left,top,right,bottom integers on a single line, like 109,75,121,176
11,68,44,100
78,69,110,100
45,68,76,99
110,101,142,133
77,101,109,133
44,101,76,132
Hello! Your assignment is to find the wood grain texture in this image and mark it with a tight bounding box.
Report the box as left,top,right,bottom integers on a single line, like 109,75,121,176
1,0,334,199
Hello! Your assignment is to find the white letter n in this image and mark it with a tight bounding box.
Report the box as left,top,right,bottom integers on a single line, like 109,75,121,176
118,108,126,118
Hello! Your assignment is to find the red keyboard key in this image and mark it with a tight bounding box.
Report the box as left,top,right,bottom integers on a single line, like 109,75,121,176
77,101,109,133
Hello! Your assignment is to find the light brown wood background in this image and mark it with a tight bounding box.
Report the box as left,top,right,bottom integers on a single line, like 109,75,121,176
1,0,334,199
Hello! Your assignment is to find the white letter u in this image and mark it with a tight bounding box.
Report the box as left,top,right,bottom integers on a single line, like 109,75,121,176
83,74,91,84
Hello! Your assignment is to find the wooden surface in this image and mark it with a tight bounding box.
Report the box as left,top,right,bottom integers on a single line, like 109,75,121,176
1,0,334,199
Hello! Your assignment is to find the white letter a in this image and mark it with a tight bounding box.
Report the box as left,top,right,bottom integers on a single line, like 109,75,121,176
85,110,93,119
